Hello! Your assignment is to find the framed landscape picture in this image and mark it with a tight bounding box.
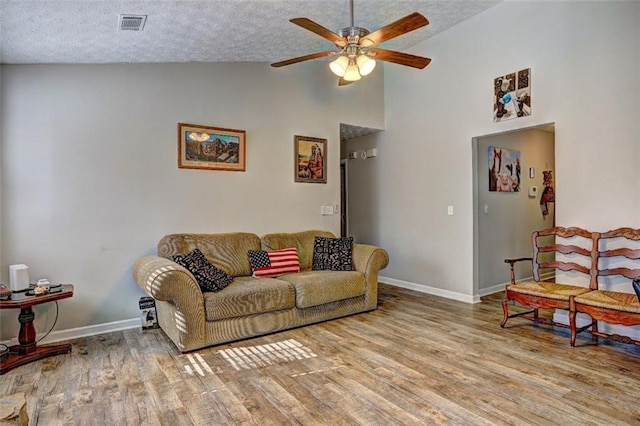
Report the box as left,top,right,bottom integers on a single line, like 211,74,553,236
178,123,246,171
294,135,327,183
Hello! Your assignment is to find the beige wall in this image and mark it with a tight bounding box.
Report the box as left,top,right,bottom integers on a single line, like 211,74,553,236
348,1,640,301
0,62,385,340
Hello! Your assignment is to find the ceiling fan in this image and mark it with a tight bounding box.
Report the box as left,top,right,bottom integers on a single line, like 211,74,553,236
271,0,432,86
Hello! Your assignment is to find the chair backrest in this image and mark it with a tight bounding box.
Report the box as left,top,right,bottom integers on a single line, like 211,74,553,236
532,227,600,289
597,228,640,286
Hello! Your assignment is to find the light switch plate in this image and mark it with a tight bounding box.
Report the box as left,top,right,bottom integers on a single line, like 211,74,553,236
321,206,334,215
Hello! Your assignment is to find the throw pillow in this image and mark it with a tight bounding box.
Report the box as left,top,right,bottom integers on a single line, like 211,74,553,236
312,236,353,271
248,247,300,278
173,249,233,292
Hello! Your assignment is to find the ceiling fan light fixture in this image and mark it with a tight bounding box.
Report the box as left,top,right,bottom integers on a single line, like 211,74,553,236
329,55,349,77
356,54,376,76
343,62,362,81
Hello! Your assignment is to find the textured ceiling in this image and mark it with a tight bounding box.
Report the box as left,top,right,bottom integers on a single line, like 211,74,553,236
0,0,501,141
0,0,501,64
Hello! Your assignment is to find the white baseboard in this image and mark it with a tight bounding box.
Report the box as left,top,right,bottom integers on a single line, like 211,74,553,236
553,310,640,341
1,318,141,347
478,283,505,297
379,276,480,304
382,271,555,303
477,271,554,298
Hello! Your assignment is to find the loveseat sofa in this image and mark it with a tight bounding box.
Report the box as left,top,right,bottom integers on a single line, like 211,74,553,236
133,230,389,352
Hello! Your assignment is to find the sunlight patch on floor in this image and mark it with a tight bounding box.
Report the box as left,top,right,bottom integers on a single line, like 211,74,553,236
217,339,317,371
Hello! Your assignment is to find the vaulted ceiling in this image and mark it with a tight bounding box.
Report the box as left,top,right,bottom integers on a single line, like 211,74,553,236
0,1,501,141
0,0,501,64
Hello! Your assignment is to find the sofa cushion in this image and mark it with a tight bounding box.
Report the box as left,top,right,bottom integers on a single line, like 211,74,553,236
204,276,295,321
312,236,353,271
172,249,233,292
248,247,301,278
261,230,335,270
158,232,260,277
277,270,366,308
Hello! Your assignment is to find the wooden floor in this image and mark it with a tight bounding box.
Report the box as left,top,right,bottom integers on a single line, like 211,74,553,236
2,284,640,425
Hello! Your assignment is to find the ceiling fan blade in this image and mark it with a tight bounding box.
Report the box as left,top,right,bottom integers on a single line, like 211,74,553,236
370,48,431,69
361,12,429,47
290,18,347,47
271,51,336,68
338,78,353,87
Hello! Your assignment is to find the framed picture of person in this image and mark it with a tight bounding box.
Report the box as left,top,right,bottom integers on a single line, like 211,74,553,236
294,135,327,183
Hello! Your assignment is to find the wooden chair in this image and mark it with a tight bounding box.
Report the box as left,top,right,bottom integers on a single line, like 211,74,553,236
569,228,640,346
501,227,599,329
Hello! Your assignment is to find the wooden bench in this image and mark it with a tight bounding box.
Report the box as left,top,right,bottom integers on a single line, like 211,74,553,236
501,227,600,329
569,227,640,346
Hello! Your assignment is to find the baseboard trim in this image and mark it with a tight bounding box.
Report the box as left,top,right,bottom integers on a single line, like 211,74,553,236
553,310,640,340
477,272,553,298
379,276,480,304
478,283,505,297
1,318,141,347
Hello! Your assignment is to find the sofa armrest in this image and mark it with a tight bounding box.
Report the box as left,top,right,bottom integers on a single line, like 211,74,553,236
352,243,389,308
133,256,205,351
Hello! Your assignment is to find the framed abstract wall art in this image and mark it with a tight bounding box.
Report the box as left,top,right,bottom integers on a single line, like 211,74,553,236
178,123,246,171
493,68,531,122
294,135,327,183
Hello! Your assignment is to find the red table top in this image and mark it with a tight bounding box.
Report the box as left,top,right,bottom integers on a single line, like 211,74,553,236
0,284,74,309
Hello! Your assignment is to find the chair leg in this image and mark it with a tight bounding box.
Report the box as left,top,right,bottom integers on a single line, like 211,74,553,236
569,296,577,346
500,298,510,328
591,320,599,344
533,308,539,325
569,309,577,347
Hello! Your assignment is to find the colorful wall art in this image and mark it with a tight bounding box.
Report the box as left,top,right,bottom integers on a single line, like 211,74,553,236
488,146,521,192
493,68,531,122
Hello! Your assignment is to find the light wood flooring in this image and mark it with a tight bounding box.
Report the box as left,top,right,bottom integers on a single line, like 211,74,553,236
2,283,640,425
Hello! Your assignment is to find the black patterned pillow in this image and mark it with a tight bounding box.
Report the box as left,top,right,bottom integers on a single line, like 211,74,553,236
173,249,233,292
633,279,640,302
312,236,353,271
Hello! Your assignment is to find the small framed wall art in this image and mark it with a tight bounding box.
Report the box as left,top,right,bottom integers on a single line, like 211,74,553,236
178,123,246,171
294,135,327,183
493,68,531,122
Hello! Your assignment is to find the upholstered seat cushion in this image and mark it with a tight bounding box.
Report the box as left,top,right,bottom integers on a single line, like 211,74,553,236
277,270,366,309
204,276,295,321
507,281,590,300
574,290,640,314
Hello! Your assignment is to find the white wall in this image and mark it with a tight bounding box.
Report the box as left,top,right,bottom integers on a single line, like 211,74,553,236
0,64,2,276
476,128,555,294
348,1,640,301
0,62,385,340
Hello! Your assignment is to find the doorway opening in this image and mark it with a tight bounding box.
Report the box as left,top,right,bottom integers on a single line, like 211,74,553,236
472,123,556,298
340,160,347,237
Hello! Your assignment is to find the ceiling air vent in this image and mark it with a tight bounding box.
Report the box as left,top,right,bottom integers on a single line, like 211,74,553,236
118,14,147,31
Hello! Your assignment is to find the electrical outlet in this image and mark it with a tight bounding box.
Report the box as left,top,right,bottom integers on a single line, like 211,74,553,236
447,205,454,216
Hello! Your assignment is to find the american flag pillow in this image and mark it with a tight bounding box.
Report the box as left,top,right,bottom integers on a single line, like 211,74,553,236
248,247,300,278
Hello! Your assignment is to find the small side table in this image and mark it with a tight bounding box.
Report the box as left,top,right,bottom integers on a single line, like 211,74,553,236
0,284,74,375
